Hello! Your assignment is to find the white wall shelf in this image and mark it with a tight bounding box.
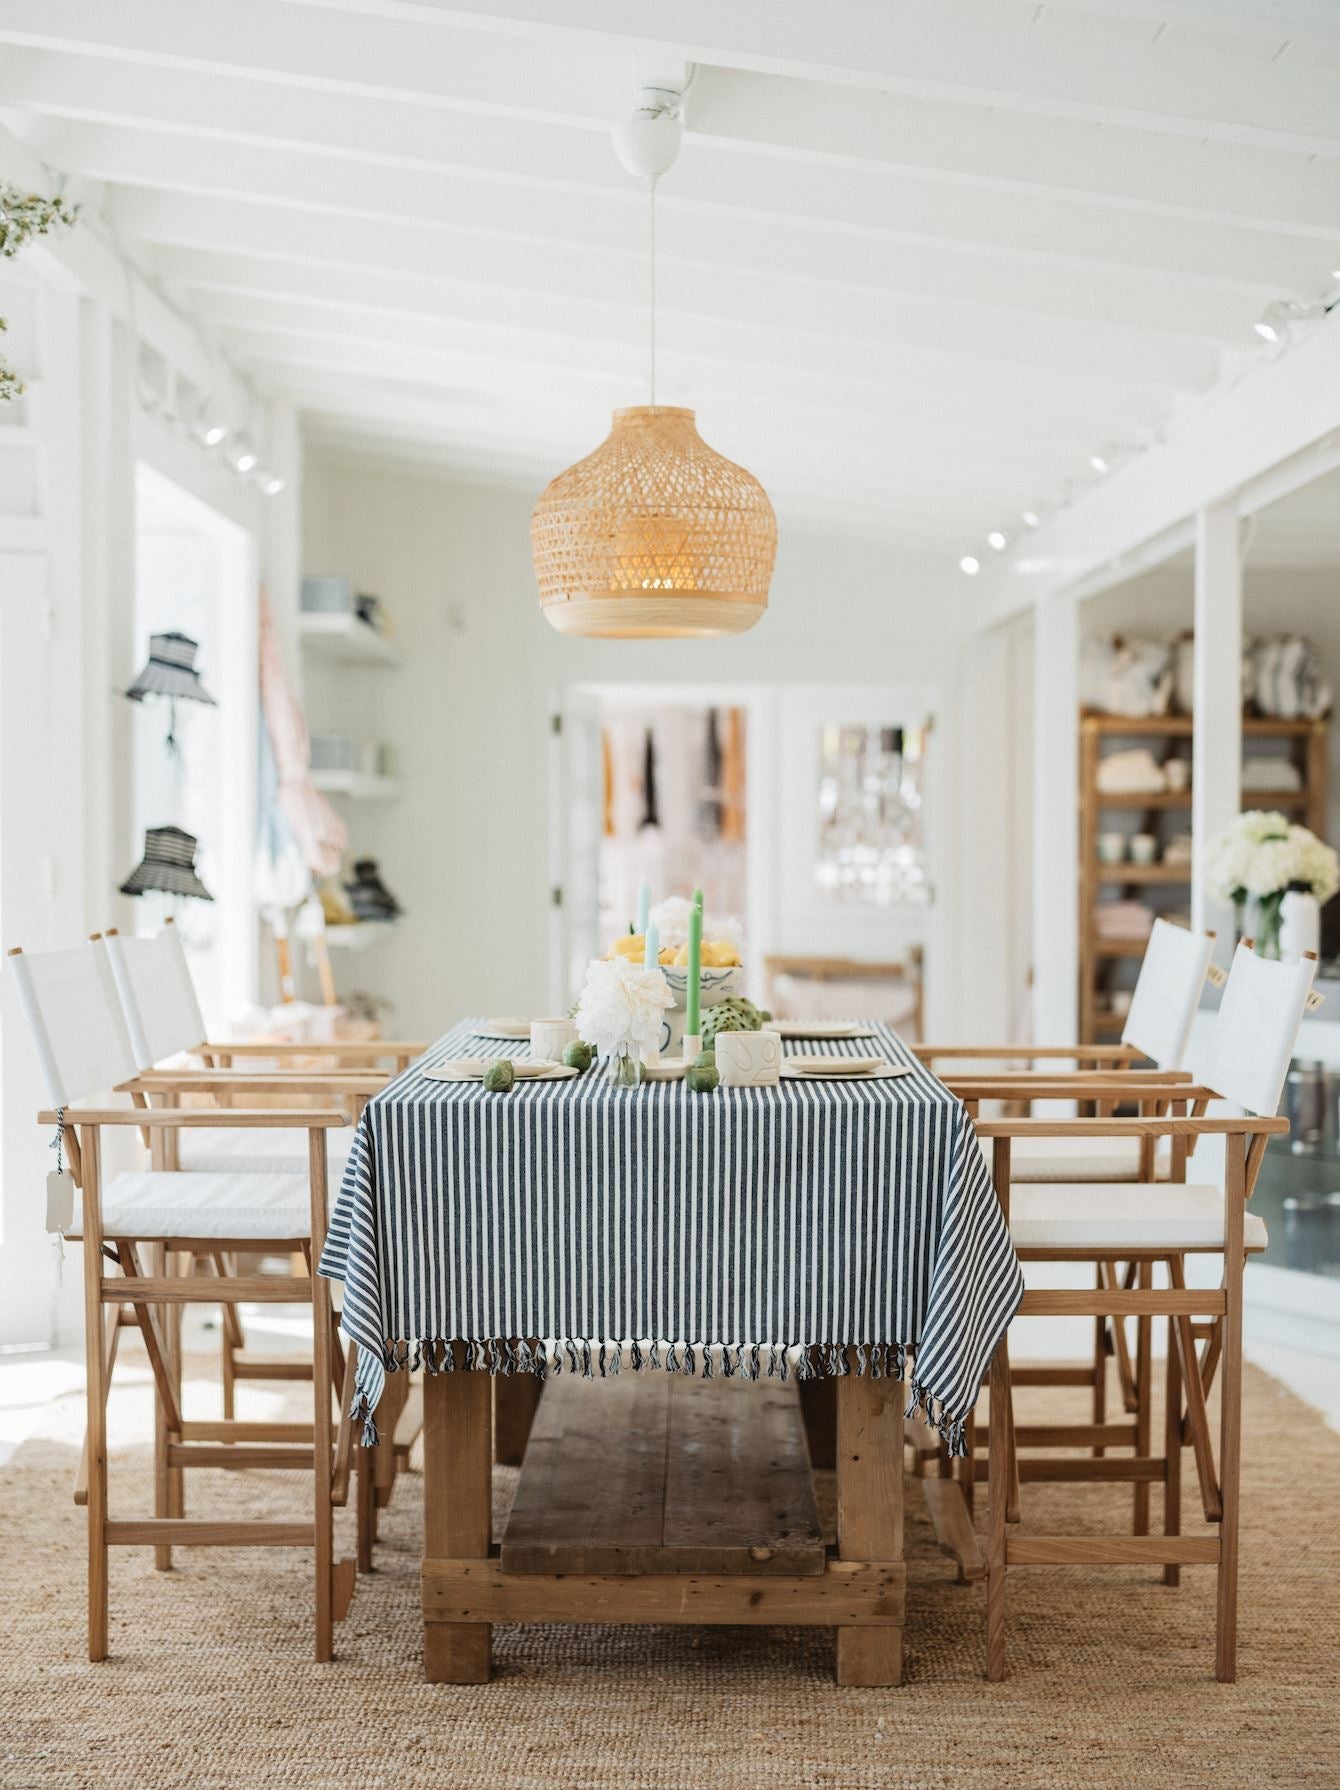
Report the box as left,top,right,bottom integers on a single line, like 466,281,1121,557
298,610,400,667
310,768,400,801
323,920,397,950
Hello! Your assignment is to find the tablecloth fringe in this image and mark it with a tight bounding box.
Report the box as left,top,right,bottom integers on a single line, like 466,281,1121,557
354,1337,967,1456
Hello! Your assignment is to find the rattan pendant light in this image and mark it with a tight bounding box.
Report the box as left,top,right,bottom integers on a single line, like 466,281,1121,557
533,84,776,639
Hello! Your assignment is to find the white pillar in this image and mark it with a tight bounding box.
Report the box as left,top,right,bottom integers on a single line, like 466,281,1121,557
1031,588,1080,1043
1191,503,1242,951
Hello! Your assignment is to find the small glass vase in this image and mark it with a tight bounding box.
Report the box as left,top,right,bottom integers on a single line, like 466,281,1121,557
608,1048,644,1088
1253,891,1284,961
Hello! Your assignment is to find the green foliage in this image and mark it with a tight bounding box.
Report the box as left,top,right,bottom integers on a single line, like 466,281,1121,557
0,186,79,402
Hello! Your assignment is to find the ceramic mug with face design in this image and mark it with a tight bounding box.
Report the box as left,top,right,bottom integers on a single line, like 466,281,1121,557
715,1029,783,1088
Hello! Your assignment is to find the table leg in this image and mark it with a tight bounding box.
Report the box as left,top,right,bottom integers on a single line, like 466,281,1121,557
494,1370,541,1466
423,1360,492,1684
835,1367,905,1686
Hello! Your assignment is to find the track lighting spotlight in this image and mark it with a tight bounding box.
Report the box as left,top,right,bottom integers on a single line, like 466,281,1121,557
1020,510,1041,528
259,473,286,497
1253,298,1324,343
1088,452,1109,475
230,435,258,474
987,530,1007,551
959,555,981,576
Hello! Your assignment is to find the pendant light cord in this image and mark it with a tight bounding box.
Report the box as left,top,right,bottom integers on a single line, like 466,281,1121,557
648,175,657,408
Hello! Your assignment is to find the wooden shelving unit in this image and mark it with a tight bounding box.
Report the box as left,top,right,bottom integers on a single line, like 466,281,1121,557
1078,712,1329,1042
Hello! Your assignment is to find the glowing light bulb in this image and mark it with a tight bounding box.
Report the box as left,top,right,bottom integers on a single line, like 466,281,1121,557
959,555,981,576
987,530,1007,550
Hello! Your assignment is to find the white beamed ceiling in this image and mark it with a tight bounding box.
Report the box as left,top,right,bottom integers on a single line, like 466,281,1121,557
2,0,1337,543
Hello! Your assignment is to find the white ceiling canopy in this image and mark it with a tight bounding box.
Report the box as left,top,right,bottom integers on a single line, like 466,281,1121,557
1,0,1337,550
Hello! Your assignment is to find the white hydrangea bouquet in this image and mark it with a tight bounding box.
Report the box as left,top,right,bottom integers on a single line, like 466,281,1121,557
574,957,674,1086
648,895,745,957
1205,810,1339,958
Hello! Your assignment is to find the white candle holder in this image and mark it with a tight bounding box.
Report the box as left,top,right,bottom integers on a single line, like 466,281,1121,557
682,1031,703,1063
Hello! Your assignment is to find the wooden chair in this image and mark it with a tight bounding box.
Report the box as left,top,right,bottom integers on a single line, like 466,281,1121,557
918,920,1216,1490
7,940,357,1660
975,940,1314,1682
763,947,924,1038
97,922,425,1543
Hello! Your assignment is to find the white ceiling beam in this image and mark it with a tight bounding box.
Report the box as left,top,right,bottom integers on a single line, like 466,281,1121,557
980,312,1340,622
220,318,1123,476
326,0,1340,154
119,194,1229,397
9,99,1312,312
2,4,1337,235
151,242,1206,414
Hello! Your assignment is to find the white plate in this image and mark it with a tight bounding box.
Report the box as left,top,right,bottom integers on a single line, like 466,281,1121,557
422,1058,575,1084
772,1020,878,1040
470,1019,532,1041
787,1055,886,1076
781,1061,912,1083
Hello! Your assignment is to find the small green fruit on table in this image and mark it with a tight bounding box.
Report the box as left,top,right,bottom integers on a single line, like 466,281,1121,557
686,1061,719,1093
483,1060,515,1093
563,1041,594,1072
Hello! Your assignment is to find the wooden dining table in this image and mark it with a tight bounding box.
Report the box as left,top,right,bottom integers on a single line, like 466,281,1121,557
320,1019,1022,1685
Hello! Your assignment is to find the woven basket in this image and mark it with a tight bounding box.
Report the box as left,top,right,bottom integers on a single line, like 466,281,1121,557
532,406,776,638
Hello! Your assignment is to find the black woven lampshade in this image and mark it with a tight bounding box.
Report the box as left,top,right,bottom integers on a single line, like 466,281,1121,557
125,632,217,705
119,826,213,901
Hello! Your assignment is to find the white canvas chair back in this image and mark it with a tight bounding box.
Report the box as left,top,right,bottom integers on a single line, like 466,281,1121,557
6,942,140,1106
101,923,207,1070
1202,940,1317,1116
1121,918,1216,1069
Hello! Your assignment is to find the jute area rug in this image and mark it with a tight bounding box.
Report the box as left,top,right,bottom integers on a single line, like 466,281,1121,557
2,1353,1337,1790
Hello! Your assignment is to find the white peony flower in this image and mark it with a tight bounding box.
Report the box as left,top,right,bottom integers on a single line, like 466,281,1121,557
648,895,745,954
1205,810,1340,904
574,957,674,1058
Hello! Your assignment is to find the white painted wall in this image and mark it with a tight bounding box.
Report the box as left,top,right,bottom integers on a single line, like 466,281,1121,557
0,256,298,1348
300,448,984,1039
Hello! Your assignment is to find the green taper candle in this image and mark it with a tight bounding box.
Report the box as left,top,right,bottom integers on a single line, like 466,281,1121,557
686,901,702,1037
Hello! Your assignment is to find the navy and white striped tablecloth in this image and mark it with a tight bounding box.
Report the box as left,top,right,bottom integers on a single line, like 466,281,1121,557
320,1021,1022,1453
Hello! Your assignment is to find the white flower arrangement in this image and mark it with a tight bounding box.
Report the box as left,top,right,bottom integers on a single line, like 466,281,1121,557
574,956,674,1060
648,895,745,955
1204,811,1339,906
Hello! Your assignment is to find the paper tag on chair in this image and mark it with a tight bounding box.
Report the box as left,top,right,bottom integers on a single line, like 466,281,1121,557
1306,989,1326,1013
46,1170,74,1233
1205,963,1228,988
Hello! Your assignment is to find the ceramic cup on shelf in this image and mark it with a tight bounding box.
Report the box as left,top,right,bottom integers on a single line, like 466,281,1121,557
1164,759,1190,792
1110,989,1134,1017
1096,832,1126,864
1129,833,1159,865
530,1017,577,1062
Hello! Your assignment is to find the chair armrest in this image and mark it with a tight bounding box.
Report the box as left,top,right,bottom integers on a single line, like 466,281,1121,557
40,1108,348,1129
974,1114,1287,1138
126,1070,384,1095
916,1044,1141,1064
946,1076,1204,1101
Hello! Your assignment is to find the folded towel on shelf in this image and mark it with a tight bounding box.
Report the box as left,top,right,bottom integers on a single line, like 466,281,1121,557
1163,832,1194,865
1095,900,1156,940
1241,756,1301,792
1096,748,1166,794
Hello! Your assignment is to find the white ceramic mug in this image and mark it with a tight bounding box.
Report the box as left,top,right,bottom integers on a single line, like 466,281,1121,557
530,1017,577,1063
1096,832,1126,864
1164,759,1189,792
1129,833,1158,865
715,1029,783,1088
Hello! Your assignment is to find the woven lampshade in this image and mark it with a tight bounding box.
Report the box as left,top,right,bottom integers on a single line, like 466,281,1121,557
532,406,776,638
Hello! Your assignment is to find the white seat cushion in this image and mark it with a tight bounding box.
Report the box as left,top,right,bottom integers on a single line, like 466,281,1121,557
79,1171,311,1241
177,1126,353,1178
1009,1182,1267,1253
985,1134,1168,1183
